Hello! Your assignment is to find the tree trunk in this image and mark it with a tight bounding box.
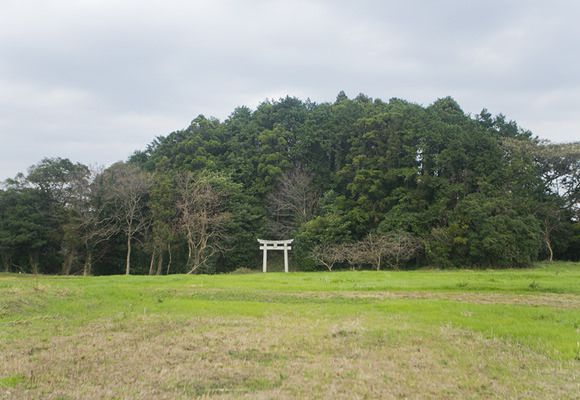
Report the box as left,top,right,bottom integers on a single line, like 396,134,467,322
29,254,39,274
156,252,164,275
186,238,194,273
188,244,199,274
545,236,554,262
166,244,172,275
61,249,75,275
83,252,92,276
1,253,10,272
125,232,132,275
543,224,554,262
189,235,209,274
148,249,156,275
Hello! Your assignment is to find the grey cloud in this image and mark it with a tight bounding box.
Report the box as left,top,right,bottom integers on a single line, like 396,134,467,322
1,0,579,179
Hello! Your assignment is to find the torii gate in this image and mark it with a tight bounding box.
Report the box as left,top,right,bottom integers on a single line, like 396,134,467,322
258,239,293,273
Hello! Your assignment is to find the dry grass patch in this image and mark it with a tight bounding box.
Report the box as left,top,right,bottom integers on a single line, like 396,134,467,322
176,286,580,309
285,290,580,309
1,314,577,399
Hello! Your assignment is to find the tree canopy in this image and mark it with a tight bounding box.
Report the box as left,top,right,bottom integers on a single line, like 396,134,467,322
1,93,578,274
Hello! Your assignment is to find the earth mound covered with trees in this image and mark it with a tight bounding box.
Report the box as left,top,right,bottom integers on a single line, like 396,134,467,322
1,93,579,274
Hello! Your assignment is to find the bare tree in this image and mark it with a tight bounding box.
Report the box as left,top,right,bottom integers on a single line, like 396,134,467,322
103,163,151,275
310,243,345,271
55,165,116,275
538,204,562,262
338,232,421,271
267,167,320,237
359,233,389,271
357,232,421,270
381,231,421,270
341,242,367,270
148,171,180,275
176,171,232,274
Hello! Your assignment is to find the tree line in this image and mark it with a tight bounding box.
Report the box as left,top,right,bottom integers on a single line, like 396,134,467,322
1,93,579,274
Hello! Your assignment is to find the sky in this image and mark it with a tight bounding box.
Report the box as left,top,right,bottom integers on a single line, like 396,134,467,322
1,0,579,180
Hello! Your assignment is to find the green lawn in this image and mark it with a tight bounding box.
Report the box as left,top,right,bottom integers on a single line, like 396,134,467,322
1,262,579,399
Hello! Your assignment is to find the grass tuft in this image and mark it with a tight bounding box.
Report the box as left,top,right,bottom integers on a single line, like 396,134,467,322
0,375,26,388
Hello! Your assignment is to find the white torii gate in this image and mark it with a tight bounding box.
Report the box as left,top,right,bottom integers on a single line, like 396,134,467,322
258,239,293,273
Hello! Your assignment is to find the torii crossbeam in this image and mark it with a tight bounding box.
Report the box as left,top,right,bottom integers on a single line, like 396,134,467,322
258,239,293,273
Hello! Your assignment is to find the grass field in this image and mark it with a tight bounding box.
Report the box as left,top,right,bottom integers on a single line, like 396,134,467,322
1,262,579,399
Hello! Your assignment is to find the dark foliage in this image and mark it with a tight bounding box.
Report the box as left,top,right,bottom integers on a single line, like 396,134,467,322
1,94,578,273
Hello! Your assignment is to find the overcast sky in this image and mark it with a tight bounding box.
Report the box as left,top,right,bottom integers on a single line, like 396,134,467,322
1,0,579,180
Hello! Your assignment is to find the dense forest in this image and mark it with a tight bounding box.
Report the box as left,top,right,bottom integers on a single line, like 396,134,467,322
1,93,579,275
